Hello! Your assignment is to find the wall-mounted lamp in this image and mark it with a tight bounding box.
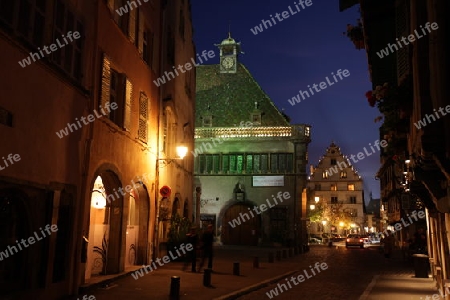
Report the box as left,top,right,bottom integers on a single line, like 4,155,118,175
91,189,106,209
158,145,188,166
314,196,320,203
310,204,315,210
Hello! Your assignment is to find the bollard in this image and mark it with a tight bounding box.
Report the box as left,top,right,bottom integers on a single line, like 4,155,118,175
282,249,288,259
268,252,274,263
169,276,180,300
253,256,260,268
289,248,293,257
203,268,212,286
233,262,240,276
276,250,281,261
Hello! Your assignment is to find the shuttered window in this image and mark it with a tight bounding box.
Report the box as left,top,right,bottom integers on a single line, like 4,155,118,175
101,54,130,129
124,79,132,131
138,92,148,142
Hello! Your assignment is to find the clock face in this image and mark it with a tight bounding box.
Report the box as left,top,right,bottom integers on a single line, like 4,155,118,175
221,57,234,69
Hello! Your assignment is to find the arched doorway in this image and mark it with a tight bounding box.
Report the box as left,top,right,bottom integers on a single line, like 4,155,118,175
172,197,180,218
183,199,189,218
221,203,260,246
85,171,124,280
126,184,150,266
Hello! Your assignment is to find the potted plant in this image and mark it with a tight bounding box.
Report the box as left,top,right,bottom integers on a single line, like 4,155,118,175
167,214,192,261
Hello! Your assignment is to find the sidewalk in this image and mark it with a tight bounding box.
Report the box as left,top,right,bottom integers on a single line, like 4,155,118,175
72,246,442,300
360,249,439,300
73,246,303,300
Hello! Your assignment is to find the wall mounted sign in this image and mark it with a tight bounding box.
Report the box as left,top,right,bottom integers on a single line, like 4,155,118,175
160,185,172,197
252,176,284,187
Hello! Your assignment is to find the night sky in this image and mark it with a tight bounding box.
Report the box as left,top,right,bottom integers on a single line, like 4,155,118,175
191,0,382,202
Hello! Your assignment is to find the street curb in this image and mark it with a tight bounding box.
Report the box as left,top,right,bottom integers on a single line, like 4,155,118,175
213,270,299,300
78,269,138,294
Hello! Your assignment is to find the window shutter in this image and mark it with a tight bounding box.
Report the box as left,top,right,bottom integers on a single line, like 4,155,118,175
124,78,132,131
128,7,137,43
138,92,148,142
101,54,111,108
138,10,145,55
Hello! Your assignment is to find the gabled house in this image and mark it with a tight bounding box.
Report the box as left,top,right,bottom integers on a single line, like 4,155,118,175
194,34,311,247
307,142,365,236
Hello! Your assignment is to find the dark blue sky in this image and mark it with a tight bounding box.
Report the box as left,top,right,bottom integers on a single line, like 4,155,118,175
191,0,382,201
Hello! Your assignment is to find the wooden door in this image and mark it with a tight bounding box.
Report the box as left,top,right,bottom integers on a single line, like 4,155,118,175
222,204,260,246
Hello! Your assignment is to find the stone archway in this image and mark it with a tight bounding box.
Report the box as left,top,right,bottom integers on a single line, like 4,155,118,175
126,183,150,266
221,202,261,246
86,170,124,280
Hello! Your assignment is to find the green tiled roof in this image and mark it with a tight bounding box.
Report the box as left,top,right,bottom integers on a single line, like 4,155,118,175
195,63,290,128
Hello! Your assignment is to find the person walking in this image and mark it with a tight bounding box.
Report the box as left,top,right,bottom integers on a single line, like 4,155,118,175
182,227,199,272
381,231,395,258
198,224,214,272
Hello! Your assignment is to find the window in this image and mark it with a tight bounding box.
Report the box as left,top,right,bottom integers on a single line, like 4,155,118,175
222,154,243,174
199,154,220,174
330,184,337,191
202,115,212,127
322,171,329,179
314,184,321,191
270,153,293,173
347,184,355,191
340,171,347,178
251,114,261,124
112,0,129,34
1,0,84,82
270,207,288,241
138,92,148,142
331,197,338,204
100,54,131,129
331,159,336,165
142,29,154,65
0,107,13,127
350,196,357,204
109,69,123,125
52,0,84,81
245,154,269,173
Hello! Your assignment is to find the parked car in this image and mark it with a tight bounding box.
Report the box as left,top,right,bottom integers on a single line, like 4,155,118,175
346,234,365,248
309,234,323,244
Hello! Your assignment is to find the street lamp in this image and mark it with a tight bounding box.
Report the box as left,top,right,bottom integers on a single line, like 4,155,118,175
91,189,106,209
158,145,188,165
314,196,320,203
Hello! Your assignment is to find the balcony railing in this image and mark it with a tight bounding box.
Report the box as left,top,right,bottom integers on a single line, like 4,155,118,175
195,125,311,140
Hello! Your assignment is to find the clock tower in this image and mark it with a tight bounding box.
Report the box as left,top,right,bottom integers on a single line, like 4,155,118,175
215,32,242,74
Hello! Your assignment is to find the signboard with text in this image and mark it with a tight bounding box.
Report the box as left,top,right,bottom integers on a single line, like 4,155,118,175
252,176,284,187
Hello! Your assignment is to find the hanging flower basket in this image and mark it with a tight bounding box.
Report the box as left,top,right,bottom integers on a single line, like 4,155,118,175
344,19,365,50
